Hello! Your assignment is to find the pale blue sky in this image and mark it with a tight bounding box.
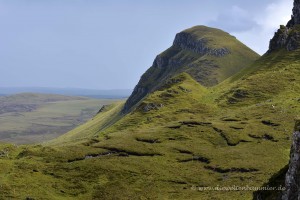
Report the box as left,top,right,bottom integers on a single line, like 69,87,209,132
0,0,293,89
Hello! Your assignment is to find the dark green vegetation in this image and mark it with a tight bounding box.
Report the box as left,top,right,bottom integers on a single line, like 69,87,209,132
0,93,117,144
0,25,299,200
123,26,259,112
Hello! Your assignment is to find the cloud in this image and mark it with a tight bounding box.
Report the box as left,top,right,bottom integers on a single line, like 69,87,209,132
208,0,293,55
234,0,293,55
255,0,293,31
209,6,259,32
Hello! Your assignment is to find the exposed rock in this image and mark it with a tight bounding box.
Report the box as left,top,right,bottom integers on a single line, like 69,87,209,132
123,86,148,112
287,0,300,28
281,119,300,200
268,0,300,52
141,103,164,112
97,105,109,114
173,32,230,57
153,55,169,68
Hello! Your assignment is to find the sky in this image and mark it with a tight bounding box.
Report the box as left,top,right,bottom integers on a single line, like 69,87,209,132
0,0,294,90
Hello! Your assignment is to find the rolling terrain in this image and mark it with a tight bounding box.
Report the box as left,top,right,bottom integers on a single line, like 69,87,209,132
0,93,118,144
0,2,299,199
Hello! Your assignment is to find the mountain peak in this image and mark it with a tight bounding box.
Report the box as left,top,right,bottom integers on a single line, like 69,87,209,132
123,26,259,113
287,0,300,28
268,0,300,52
173,26,230,57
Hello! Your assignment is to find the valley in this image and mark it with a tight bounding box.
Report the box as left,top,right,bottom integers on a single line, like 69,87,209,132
0,93,118,144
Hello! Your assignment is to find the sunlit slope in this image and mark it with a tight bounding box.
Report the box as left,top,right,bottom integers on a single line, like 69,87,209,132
216,48,300,106
0,64,299,199
1,25,300,199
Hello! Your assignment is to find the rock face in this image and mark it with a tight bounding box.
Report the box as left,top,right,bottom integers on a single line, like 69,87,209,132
173,32,230,57
122,26,259,113
287,0,300,28
281,119,300,200
268,0,300,52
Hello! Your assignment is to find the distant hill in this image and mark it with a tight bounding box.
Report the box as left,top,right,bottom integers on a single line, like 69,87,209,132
0,87,132,99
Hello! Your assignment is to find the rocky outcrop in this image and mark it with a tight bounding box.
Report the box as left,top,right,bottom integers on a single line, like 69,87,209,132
123,85,148,112
281,119,300,200
173,32,230,57
287,0,300,28
153,55,169,68
268,0,300,52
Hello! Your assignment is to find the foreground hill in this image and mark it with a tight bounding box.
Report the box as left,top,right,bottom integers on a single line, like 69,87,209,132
0,93,117,144
0,67,297,199
123,26,259,112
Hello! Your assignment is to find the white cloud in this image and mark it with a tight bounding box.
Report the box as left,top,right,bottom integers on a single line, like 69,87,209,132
231,0,293,55
209,5,258,32
257,0,293,30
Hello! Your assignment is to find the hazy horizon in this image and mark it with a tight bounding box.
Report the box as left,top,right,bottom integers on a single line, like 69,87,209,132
0,0,293,90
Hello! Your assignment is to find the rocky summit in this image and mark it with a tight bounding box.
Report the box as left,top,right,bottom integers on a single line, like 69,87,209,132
269,0,300,52
287,0,300,28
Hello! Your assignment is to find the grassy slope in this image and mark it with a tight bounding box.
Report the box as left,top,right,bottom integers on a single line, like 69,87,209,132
0,93,117,144
0,31,300,200
0,52,298,199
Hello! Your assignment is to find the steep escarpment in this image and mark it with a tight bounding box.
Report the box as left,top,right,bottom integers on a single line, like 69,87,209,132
123,26,259,113
269,0,300,52
287,0,300,28
281,120,300,200
172,31,230,56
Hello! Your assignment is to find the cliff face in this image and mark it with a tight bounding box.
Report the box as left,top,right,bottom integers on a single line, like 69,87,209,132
123,26,259,113
281,120,300,200
287,0,300,28
173,32,230,57
269,0,300,52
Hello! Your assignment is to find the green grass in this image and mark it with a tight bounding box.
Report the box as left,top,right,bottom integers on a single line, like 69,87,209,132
0,28,299,199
